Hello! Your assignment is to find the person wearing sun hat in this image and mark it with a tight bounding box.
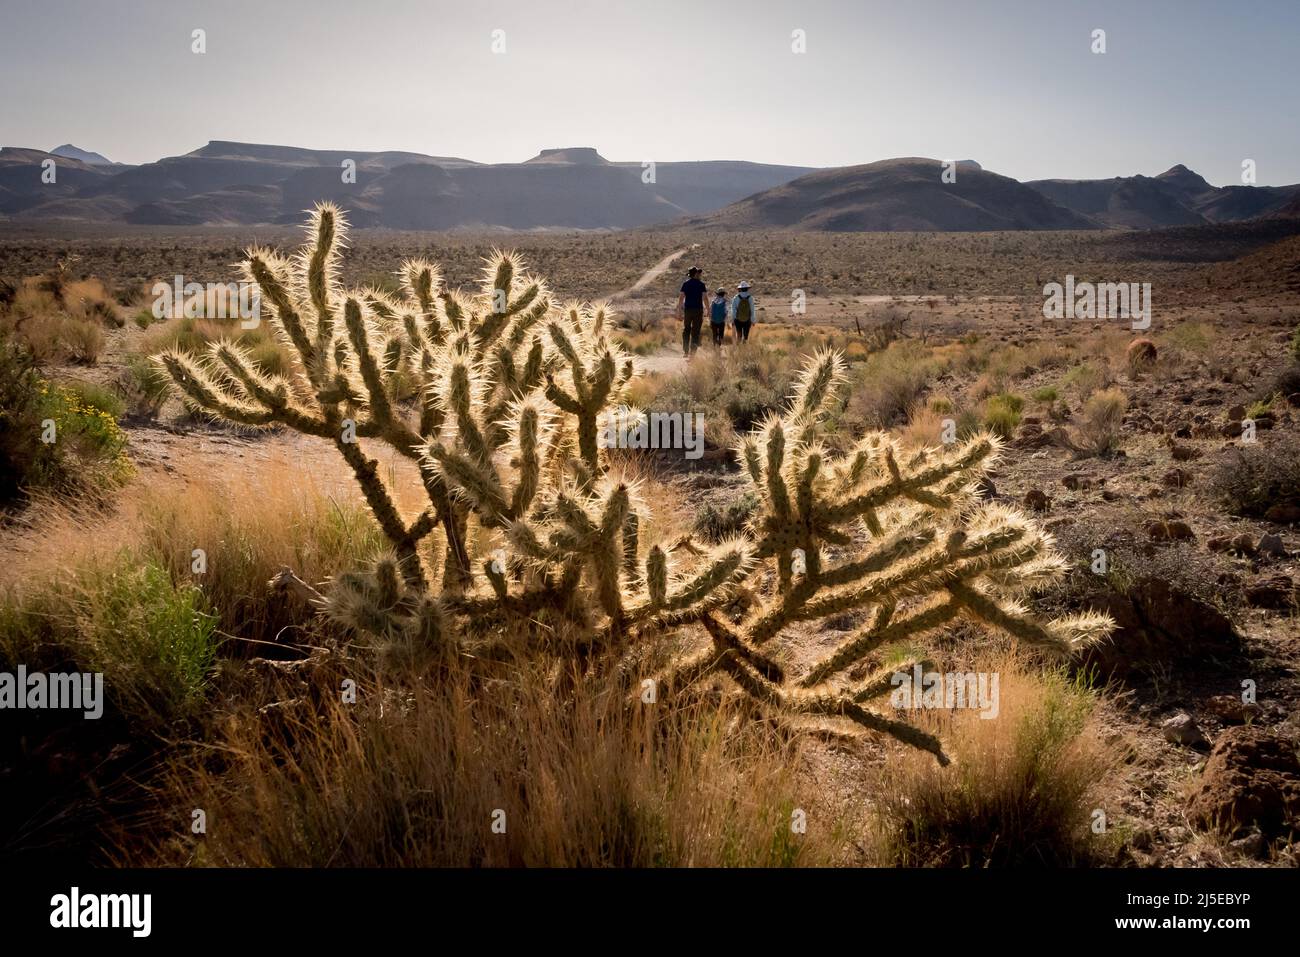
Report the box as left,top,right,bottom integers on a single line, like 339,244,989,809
677,265,708,358
731,281,756,343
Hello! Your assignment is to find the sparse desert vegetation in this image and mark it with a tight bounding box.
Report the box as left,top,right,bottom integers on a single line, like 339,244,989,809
3,213,1299,873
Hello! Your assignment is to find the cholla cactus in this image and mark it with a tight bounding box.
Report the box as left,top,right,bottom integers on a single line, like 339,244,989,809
157,205,1111,763
655,350,1113,762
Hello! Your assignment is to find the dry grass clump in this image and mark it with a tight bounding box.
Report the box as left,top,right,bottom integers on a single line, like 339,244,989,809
1071,387,1128,458
119,654,838,867
865,652,1120,867
0,276,119,364
0,454,387,727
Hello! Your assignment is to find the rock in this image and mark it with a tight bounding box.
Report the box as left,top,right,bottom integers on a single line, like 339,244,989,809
975,475,997,500
1229,827,1268,859
1161,468,1191,488
1101,488,1121,502
1244,575,1295,609
1228,404,1247,420
1145,519,1194,541
1082,576,1241,679
1257,533,1289,558
1265,504,1300,525
1023,488,1050,511
1170,443,1200,461
1221,422,1244,438
1204,694,1263,724
1163,712,1209,748
1187,726,1300,837
1062,474,1096,490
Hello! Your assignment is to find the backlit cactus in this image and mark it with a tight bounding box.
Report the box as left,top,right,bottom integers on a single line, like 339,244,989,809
157,204,1112,762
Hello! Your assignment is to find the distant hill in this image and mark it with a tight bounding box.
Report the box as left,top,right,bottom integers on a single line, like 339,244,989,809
681,158,1098,231
4,143,1298,232
0,141,814,229
1026,165,1300,229
50,144,118,166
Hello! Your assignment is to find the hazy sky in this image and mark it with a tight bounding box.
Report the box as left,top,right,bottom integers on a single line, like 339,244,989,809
2,0,1297,185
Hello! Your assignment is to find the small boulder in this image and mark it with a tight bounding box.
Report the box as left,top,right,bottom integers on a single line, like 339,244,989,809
1204,694,1263,724
1023,488,1051,511
1187,726,1300,837
1146,519,1194,541
1163,712,1209,748
1256,533,1288,559
1244,575,1296,609
1264,504,1300,525
1083,576,1241,679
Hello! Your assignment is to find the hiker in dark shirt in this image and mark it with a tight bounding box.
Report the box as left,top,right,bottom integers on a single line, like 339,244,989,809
677,266,707,357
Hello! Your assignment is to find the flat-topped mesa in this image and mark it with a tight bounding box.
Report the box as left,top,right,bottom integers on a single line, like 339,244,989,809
524,147,609,165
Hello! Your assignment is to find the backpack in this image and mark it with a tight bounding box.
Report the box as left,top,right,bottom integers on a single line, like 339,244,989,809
734,296,752,323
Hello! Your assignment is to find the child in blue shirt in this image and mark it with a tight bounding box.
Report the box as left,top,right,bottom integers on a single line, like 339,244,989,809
709,288,728,346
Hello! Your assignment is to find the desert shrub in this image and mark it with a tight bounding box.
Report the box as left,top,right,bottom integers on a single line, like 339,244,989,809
1209,433,1300,518
118,353,171,418
845,339,950,429
1246,393,1276,420
38,382,133,487
982,392,1024,440
0,333,131,502
142,314,290,375
0,555,217,730
1072,387,1127,458
1126,337,1157,375
1060,360,1113,398
1031,386,1059,404
1268,363,1300,402
1291,324,1300,363
1164,321,1213,355
0,332,56,503
647,347,794,433
61,379,127,420
868,655,1118,867
693,491,758,543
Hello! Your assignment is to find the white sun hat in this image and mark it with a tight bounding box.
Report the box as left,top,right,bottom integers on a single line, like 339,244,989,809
737,281,751,290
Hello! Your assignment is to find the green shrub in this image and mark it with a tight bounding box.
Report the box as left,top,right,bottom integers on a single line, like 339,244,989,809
119,353,171,418
61,379,126,420
0,331,54,503
1031,386,1059,404
983,392,1024,440
0,557,217,729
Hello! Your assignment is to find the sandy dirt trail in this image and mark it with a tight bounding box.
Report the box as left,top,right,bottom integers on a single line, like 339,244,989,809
606,244,697,301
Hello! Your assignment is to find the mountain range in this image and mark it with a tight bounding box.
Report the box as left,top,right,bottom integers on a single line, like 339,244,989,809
1,142,1297,231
